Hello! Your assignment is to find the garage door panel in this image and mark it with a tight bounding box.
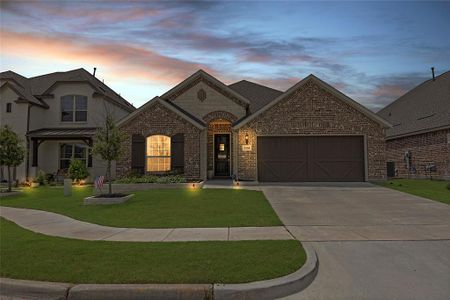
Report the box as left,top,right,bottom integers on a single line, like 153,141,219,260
259,160,308,182
258,137,307,159
312,161,363,182
257,136,364,182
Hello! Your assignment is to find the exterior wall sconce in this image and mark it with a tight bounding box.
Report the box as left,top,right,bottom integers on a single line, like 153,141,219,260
245,133,249,145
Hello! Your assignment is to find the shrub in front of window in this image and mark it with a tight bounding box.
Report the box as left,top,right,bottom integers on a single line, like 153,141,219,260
34,170,47,185
115,174,186,184
68,159,89,184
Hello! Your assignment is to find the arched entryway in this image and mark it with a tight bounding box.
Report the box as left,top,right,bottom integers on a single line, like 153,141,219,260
203,111,237,179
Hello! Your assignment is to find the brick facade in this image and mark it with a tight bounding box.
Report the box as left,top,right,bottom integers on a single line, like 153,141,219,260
117,74,388,182
236,80,387,181
117,102,202,180
386,129,450,179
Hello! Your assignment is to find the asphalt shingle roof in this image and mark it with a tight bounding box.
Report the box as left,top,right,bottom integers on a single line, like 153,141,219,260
228,80,283,113
1,68,135,111
377,70,450,138
0,71,46,107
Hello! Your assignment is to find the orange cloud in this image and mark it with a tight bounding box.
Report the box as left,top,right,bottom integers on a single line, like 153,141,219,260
1,30,211,85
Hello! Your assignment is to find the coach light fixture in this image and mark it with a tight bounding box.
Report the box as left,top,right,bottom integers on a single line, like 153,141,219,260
245,133,249,145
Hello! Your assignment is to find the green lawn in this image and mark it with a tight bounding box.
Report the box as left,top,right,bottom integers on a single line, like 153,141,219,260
0,186,282,228
0,218,305,284
377,179,450,205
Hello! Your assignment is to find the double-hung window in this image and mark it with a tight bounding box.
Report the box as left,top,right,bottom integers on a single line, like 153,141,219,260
60,144,87,169
146,135,171,172
61,95,87,122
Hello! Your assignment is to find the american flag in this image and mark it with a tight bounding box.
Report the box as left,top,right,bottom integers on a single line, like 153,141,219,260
94,176,104,190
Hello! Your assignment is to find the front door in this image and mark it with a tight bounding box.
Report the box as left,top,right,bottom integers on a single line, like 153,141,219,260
214,134,230,177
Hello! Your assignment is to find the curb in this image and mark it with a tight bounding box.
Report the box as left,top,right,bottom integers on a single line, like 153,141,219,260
67,284,213,300
0,244,317,300
0,277,73,300
214,243,318,299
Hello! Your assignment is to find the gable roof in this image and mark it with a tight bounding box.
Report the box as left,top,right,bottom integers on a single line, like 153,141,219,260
1,68,135,112
234,74,392,129
0,71,48,107
377,70,450,138
29,68,135,112
160,69,250,108
117,96,205,129
228,80,283,113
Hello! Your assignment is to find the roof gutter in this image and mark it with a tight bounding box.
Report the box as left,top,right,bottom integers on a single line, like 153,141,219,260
386,125,450,140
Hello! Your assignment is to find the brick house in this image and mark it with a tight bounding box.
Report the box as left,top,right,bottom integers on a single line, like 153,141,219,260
378,70,450,179
117,70,390,182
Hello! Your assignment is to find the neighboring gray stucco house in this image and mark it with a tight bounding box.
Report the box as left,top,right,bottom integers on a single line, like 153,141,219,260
0,68,135,183
378,70,450,179
118,70,390,182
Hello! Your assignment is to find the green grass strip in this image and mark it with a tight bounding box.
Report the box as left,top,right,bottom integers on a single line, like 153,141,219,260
0,218,305,284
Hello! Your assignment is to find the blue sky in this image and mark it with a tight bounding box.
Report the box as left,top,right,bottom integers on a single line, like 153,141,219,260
1,1,449,110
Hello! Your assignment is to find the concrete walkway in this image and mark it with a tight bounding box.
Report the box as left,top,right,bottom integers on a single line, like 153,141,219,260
0,207,293,242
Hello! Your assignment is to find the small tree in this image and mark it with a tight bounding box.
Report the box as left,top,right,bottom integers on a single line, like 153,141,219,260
92,115,123,195
0,125,25,192
68,159,89,184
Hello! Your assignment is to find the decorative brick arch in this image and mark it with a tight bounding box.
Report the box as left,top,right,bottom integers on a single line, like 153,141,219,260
202,111,238,124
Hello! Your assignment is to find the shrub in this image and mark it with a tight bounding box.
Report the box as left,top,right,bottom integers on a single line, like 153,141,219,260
446,183,450,190
68,159,89,184
34,170,47,185
116,174,186,184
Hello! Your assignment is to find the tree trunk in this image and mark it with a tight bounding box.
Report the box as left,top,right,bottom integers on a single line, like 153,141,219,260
7,166,11,192
107,160,112,195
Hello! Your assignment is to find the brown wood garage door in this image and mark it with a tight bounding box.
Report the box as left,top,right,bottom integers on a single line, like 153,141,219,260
257,136,365,182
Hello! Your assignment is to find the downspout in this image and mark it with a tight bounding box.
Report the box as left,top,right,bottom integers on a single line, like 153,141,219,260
233,129,238,180
25,104,31,181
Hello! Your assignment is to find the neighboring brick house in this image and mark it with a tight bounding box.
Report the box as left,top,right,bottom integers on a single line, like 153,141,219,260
378,70,450,179
118,70,390,182
0,68,135,183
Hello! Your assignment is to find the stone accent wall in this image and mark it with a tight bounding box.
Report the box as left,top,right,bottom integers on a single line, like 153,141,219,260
236,80,387,181
386,129,450,179
166,76,248,107
167,81,247,121
117,102,202,180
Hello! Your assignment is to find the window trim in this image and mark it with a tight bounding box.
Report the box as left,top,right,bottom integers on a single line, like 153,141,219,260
59,143,88,169
60,95,88,122
6,102,12,113
145,135,171,172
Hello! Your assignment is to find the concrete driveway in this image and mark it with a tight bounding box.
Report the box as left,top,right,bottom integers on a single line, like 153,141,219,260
259,184,450,299
262,184,450,241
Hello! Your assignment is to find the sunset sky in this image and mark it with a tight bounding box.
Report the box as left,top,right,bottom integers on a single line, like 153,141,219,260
1,1,449,110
